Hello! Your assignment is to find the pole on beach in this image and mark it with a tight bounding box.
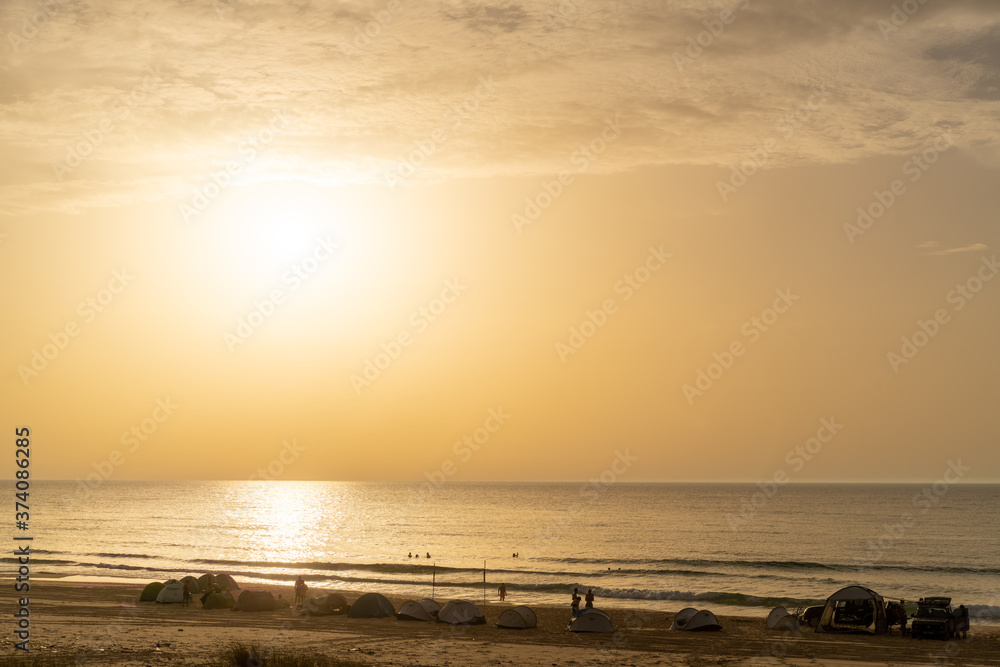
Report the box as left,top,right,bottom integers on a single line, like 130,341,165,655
432,563,436,599
483,560,486,606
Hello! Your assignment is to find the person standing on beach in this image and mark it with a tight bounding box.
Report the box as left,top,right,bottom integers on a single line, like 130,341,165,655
498,583,507,602
585,589,594,608
571,588,581,614
294,576,308,606
181,581,191,607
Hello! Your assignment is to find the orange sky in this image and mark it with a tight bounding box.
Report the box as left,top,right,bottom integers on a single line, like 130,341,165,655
2,0,998,483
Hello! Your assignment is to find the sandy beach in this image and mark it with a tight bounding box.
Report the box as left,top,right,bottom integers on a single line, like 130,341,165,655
4,580,999,666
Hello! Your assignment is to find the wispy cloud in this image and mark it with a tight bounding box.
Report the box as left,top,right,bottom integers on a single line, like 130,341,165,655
917,241,990,256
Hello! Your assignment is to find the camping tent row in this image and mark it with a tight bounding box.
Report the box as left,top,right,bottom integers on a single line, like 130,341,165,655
671,608,722,632
141,573,241,602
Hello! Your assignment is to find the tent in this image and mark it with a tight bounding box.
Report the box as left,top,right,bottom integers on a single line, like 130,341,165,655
397,599,441,622
215,573,240,590
233,590,285,612
202,591,236,610
139,581,164,602
766,607,801,632
301,593,350,616
437,600,486,625
569,608,613,633
156,582,185,604
816,586,887,634
179,576,201,594
347,593,396,619
497,606,537,629
196,573,216,591
671,608,722,632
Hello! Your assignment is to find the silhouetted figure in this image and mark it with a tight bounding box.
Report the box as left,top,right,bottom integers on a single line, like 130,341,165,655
585,589,594,608
498,583,507,601
426,552,431,558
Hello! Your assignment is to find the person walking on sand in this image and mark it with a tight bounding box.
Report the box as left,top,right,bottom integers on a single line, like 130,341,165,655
585,589,594,608
498,583,507,602
181,581,191,608
294,576,308,606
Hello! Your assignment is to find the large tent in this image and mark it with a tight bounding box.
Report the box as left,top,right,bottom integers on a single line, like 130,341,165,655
139,582,164,602
196,573,216,591
816,586,887,634
497,606,537,629
301,593,350,616
156,582,185,604
437,600,486,625
347,593,396,618
568,608,613,633
671,608,722,632
397,599,441,622
215,573,240,590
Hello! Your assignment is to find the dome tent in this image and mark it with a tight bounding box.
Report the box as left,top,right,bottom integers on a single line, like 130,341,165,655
156,582,185,604
232,590,285,612
497,606,537,629
215,573,240,590
347,593,396,618
139,581,164,602
437,600,486,625
397,599,441,621
196,573,216,591
202,591,236,610
671,607,722,631
179,576,201,594
301,593,350,616
816,585,887,634
766,606,802,632
568,608,613,633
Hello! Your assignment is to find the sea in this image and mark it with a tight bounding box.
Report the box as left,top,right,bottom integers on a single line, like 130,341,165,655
12,481,1000,622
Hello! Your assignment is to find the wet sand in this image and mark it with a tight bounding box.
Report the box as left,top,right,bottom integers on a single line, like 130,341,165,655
4,581,999,665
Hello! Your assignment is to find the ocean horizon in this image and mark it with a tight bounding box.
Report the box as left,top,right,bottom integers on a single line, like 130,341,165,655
11,480,999,621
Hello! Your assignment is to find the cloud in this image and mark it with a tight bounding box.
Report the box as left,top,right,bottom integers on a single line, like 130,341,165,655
1,0,999,214
917,241,990,256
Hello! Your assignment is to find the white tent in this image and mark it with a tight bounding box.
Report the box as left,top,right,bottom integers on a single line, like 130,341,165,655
568,608,613,633
397,599,441,621
766,606,801,632
816,586,886,634
437,600,485,625
671,607,722,631
497,606,537,629
156,582,185,604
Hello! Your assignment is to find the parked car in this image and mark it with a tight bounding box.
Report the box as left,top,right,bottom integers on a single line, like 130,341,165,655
911,597,955,640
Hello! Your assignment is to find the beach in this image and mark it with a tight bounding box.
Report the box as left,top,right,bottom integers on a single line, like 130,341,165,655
6,581,1000,666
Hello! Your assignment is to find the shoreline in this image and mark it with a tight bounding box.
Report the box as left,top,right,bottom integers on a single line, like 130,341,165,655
6,580,1000,665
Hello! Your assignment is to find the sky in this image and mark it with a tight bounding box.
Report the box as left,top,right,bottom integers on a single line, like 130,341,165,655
2,0,999,483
